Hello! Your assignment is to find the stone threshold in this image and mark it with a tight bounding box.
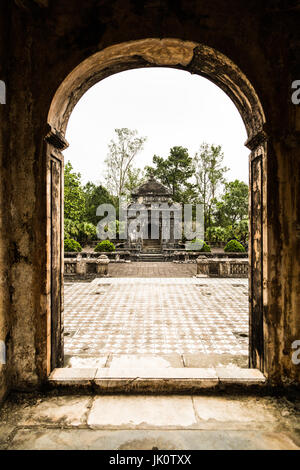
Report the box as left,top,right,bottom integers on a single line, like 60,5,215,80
48,367,266,393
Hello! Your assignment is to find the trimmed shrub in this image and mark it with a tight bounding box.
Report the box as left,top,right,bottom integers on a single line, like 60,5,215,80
224,239,246,253
94,240,116,252
189,239,211,252
64,238,82,252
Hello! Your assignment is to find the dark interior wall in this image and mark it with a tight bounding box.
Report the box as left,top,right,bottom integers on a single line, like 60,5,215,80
0,1,299,394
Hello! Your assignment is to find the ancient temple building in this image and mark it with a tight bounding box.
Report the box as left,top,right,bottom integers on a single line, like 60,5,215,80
127,176,182,252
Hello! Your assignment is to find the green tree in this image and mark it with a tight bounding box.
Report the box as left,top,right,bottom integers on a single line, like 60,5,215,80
223,219,249,245
205,226,228,243
83,181,117,225
64,218,79,240
234,218,249,244
104,128,147,197
64,161,85,222
193,143,229,231
145,146,195,202
214,180,249,226
124,167,146,196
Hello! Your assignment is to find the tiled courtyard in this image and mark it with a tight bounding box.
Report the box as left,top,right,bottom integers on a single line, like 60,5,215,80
108,261,197,277
64,263,249,366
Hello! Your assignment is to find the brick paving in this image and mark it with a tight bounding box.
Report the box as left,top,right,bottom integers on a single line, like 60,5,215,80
64,266,249,358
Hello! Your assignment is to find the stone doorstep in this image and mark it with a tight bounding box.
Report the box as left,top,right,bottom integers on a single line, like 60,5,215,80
48,367,266,390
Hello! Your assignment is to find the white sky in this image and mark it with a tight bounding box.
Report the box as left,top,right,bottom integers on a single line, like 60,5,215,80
64,68,249,186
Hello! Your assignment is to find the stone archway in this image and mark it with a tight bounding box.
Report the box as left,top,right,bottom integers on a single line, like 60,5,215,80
46,38,267,374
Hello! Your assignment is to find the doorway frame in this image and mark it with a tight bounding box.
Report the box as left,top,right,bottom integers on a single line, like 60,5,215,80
45,38,268,377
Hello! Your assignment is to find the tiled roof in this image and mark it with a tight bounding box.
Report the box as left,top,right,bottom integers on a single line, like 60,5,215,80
133,176,172,196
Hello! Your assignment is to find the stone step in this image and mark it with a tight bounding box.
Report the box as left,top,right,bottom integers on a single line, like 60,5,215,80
139,254,164,261
48,367,266,393
143,243,161,247
142,248,162,252
139,258,164,262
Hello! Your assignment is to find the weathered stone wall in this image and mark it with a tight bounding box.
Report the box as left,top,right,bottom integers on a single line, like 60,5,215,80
0,0,11,403
266,138,300,385
0,1,299,395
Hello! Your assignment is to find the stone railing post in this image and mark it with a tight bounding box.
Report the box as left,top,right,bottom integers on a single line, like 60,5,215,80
76,254,86,275
219,260,230,277
97,254,110,276
196,256,209,276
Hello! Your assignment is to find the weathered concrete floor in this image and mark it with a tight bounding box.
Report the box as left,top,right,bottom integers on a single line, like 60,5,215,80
0,393,299,450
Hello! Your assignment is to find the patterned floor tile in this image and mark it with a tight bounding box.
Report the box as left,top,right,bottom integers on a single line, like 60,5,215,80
64,275,249,356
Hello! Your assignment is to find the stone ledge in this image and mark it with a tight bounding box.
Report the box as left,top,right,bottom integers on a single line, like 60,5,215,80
216,367,266,385
48,368,97,386
95,367,218,379
94,367,219,392
48,367,266,392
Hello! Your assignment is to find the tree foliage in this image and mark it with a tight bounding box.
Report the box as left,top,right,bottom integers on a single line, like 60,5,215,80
193,143,229,230
213,179,248,226
83,181,117,225
205,226,228,243
205,220,249,245
145,146,195,202
124,167,146,196
64,161,85,222
64,219,97,244
64,162,116,244
104,128,147,197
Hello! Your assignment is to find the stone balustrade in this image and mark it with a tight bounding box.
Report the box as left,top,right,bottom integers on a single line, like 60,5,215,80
64,251,131,261
196,257,248,278
64,254,110,277
173,251,248,262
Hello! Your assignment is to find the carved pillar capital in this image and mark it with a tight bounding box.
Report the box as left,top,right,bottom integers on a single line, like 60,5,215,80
245,128,268,151
45,124,69,151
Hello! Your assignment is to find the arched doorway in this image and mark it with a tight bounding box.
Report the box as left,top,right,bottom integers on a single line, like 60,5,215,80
46,38,267,375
